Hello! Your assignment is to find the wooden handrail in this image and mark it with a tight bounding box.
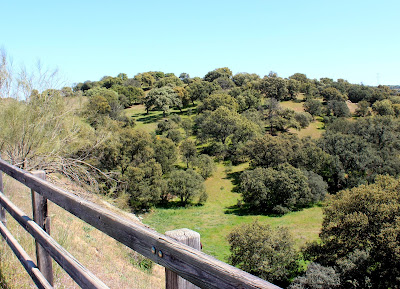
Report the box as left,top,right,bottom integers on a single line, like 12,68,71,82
0,221,53,289
0,191,109,289
0,159,280,289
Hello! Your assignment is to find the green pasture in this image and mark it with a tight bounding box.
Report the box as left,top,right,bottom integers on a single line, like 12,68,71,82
142,163,323,262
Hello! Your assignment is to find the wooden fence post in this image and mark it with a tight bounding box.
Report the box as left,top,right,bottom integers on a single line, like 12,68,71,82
165,228,201,289
0,164,6,227
31,171,53,286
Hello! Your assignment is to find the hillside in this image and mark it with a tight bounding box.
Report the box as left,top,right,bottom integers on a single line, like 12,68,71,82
2,67,400,288
0,175,164,289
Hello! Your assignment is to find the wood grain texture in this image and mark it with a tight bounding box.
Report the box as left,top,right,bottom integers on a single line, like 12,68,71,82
31,171,54,286
166,229,201,289
0,191,109,289
0,221,53,289
0,159,281,289
0,167,6,227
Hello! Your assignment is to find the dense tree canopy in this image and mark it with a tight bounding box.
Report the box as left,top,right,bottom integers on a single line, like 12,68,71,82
228,222,299,287
240,164,318,214
305,175,400,288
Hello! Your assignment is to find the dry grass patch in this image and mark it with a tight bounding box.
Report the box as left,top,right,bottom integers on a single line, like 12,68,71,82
0,175,164,289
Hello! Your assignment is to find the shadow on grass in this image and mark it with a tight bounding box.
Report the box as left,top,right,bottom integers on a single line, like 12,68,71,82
155,200,205,209
135,105,198,124
225,171,242,193
137,113,164,124
224,204,283,217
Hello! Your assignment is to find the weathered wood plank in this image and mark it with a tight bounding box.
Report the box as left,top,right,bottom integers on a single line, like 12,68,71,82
166,229,201,289
31,171,53,286
0,159,6,227
0,220,53,289
0,159,280,289
0,191,109,289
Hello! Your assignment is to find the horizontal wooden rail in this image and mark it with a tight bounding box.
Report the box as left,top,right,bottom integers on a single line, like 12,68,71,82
0,191,109,289
0,221,53,289
0,159,280,289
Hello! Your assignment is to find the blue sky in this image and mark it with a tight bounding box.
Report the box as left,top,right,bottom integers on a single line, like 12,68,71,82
1,0,399,87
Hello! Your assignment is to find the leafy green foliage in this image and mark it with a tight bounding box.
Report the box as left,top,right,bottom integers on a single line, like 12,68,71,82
197,106,261,145
204,67,233,82
110,85,145,106
193,154,216,179
180,138,197,168
295,112,313,128
228,221,299,286
187,79,220,103
305,175,400,288
303,99,323,118
327,100,351,117
260,74,288,101
355,100,370,117
145,87,181,116
372,99,395,116
289,263,340,289
125,159,166,210
320,87,347,102
198,93,239,112
240,164,315,214
153,136,177,173
318,117,400,190
168,169,207,205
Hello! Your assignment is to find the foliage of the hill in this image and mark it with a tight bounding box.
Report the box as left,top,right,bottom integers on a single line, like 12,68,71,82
2,52,400,287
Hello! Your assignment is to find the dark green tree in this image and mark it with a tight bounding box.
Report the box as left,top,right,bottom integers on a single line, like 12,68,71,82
372,99,395,116
240,163,313,214
305,175,400,288
197,106,261,145
260,75,289,101
145,87,181,116
153,136,177,173
327,100,351,117
179,138,197,168
193,154,216,179
125,159,166,210
320,87,347,102
187,80,221,104
168,169,207,205
303,99,323,119
198,93,239,112
355,100,370,117
228,221,299,286
288,263,340,289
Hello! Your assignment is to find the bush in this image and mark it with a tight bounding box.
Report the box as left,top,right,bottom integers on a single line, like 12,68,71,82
193,154,216,179
295,112,313,128
239,164,313,213
168,169,207,205
302,170,328,203
305,175,400,288
228,221,299,287
289,263,340,289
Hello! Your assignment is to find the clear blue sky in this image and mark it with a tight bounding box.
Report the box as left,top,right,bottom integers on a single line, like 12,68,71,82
1,0,399,87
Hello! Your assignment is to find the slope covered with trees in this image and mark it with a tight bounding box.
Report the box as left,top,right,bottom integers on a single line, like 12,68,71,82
2,52,400,288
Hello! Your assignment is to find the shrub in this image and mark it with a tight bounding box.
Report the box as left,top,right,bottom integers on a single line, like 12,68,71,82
168,169,207,205
228,221,299,287
239,164,313,213
289,263,340,289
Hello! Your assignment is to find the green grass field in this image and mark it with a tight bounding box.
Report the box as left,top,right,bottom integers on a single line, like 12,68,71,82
142,163,323,262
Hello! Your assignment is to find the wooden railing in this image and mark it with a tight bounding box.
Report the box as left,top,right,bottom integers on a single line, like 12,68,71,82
0,159,280,289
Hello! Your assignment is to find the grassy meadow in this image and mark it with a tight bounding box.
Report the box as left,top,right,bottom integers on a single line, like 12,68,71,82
143,162,323,261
